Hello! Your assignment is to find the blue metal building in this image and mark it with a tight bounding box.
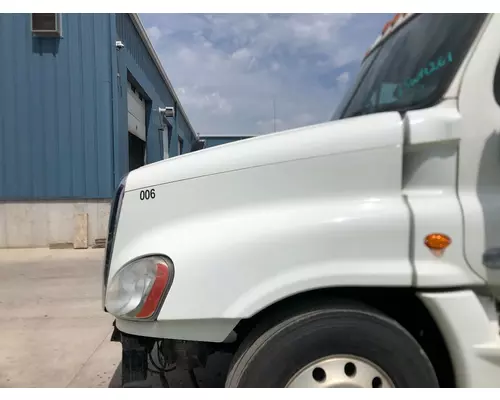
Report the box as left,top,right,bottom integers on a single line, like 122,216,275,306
0,13,200,248
201,135,255,148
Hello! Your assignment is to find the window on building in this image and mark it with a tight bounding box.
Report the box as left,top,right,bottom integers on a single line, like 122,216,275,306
31,14,62,37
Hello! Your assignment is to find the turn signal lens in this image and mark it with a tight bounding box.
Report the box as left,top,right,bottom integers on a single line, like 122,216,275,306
425,233,452,250
135,263,170,319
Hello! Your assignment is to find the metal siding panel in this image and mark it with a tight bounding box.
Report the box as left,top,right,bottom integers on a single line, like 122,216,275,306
81,14,98,197
28,19,45,198
115,14,196,160
1,16,17,197
43,35,59,197
120,15,172,102
109,14,121,189
181,115,189,139
67,14,86,198
56,17,73,197
97,16,114,196
178,127,190,153
172,104,179,156
115,50,129,184
0,117,4,198
0,13,114,199
15,15,31,196
179,115,193,153
178,114,191,142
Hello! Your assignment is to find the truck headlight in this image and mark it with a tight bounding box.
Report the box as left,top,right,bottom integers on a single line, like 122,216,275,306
105,255,174,320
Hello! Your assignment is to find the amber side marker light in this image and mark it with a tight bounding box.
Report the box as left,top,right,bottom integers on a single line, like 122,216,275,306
135,263,170,319
425,233,452,257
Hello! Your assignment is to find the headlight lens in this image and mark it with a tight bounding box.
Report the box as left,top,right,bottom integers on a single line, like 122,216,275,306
105,255,173,320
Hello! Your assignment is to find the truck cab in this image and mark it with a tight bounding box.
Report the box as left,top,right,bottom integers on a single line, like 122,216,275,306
102,13,500,388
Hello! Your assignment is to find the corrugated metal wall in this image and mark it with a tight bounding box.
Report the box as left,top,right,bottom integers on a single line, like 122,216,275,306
177,112,194,153
0,13,198,200
0,14,115,199
115,13,196,170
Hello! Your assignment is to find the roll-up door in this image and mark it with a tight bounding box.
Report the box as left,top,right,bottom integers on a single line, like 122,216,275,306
127,81,146,142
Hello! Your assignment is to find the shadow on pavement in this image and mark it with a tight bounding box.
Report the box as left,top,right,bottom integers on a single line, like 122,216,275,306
108,353,232,388
108,362,122,388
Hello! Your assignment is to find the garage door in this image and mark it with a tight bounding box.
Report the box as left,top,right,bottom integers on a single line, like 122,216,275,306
127,81,146,142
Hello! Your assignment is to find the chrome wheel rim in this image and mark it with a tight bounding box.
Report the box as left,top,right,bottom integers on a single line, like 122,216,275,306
286,355,395,388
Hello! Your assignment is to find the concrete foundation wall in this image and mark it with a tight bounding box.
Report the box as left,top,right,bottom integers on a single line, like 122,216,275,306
0,200,111,249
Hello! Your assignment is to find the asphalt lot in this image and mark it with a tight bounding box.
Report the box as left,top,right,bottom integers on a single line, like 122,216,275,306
0,248,230,388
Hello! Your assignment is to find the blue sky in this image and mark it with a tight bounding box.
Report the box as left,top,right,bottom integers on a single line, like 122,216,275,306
139,13,392,136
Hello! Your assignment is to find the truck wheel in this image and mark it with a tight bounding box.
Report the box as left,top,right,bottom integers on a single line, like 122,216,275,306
225,303,439,388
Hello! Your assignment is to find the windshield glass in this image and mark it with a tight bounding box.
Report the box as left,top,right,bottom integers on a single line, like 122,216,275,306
332,14,488,120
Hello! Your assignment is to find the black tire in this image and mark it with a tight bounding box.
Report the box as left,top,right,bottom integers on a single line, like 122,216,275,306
225,302,439,388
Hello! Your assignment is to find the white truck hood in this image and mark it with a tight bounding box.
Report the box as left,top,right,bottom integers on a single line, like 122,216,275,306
125,112,404,192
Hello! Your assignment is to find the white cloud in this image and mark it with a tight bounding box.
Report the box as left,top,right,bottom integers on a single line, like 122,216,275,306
146,26,162,43
231,47,252,61
293,113,317,126
336,71,350,84
140,13,391,136
176,87,233,115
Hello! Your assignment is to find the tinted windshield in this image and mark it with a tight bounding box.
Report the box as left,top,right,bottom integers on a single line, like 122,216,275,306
332,14,487,120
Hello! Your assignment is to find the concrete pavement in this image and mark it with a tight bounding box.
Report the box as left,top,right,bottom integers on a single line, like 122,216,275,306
0,248,230,388
0,249,121,387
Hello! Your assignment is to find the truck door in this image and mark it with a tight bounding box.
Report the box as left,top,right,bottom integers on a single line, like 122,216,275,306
456,14,500,300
